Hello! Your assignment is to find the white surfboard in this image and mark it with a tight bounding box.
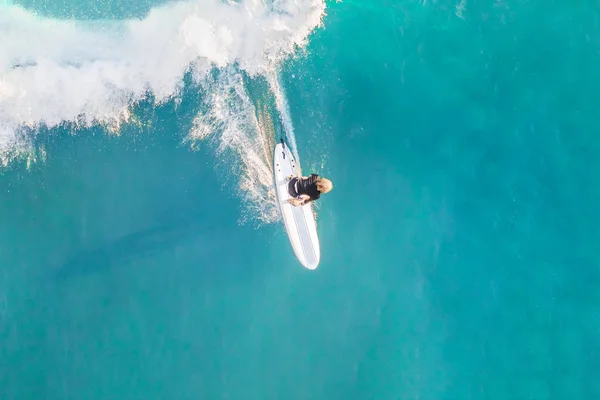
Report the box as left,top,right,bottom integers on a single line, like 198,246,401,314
273,140,320,270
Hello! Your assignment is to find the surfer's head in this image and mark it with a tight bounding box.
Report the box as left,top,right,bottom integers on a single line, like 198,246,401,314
317,178,333,194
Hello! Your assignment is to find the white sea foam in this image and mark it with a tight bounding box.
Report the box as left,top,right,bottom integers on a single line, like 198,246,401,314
0,0,325,222
187,68,280,225
267,72,301,166
0,0,324,148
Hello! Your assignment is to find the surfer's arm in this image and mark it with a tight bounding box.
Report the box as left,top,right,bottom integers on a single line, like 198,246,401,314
288,194,310,206
297,194,311,205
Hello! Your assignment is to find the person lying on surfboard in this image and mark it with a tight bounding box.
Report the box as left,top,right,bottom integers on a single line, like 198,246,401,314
285,174,333,207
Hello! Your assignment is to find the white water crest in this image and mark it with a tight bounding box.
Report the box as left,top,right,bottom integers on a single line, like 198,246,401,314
0,0,325,222
0,0,324,150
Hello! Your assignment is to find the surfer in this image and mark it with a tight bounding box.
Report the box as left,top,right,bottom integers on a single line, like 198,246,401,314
285,174,333,206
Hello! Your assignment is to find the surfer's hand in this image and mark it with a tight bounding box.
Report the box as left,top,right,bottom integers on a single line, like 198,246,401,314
289,195,310,206
287,198,304,206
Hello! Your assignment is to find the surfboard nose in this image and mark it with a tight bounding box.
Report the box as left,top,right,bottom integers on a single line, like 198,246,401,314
289,239,320,270
304,260,319,270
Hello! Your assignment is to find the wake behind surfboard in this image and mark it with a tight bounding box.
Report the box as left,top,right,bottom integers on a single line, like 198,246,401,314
273,139,320,269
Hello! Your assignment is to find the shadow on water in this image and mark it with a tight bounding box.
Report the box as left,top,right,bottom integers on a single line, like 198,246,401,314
53,213,222,282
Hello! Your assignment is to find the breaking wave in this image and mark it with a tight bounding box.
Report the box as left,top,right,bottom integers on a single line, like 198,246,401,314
0,0,325,224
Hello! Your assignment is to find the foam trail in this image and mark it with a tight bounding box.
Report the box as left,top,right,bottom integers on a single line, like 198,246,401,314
187,69,280,226
0,0,325,157
267,72,301,168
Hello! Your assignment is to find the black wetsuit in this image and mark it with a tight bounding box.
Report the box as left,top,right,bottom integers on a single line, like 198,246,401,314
288,174,321,203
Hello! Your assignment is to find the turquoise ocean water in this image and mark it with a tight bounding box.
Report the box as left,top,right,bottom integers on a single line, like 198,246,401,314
1,0,599,398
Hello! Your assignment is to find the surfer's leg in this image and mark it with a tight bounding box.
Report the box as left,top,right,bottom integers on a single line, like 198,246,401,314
287,177,299,198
